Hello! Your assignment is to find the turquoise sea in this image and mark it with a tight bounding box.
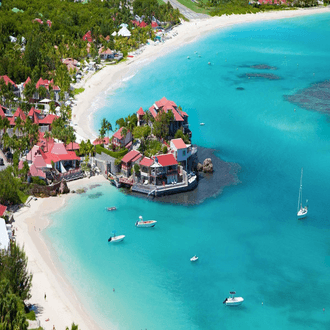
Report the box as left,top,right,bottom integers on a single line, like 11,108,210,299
46,13,330,330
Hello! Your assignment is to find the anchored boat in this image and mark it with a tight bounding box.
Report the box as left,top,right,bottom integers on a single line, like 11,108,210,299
108,230,125,243
135,216,157,228
223,291,244,306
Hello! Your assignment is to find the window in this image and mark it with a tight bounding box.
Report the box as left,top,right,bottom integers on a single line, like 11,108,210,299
183,150,186,156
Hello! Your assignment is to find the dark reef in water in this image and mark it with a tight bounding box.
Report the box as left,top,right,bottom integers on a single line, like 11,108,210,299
87,192,103,199
236,87,245,91
239,73,281,80
89,184,102,189
240,64,277,70
285,80,330,114
126,146,240,206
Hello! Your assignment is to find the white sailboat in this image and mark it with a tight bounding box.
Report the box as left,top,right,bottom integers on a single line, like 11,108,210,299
297,168,308,219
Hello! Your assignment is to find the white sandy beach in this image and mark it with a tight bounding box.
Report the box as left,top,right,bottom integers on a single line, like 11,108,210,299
14,7,330,330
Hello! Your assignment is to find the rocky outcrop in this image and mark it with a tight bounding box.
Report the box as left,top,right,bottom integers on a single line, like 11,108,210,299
203,158,213,173
59,180,70,194
196,162,203,172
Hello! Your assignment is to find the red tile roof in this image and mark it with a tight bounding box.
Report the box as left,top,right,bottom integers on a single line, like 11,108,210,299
154,154,178,167
66,142,80,151
139,21,147,28
34,154,47,168
39,114,59,125
13,107,26,121
171,138,187,149
0,75,17,87
82,31,93,42
0,105,5,118
151,21,158,28
121,150,141,164
29,163,46,179
93,137,110,145
36,78,60,91
46,19,52,28
0,204,7,217
149,97,185,122
137,107,145,116
140,157,154,167
23,76,31,88
98,47,113,55
113,127,129,140
28,107,40,116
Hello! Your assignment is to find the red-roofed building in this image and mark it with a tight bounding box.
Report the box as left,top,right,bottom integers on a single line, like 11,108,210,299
93,137,110,145
170,138,196,170
66,142,80,151
139,157,154,183
151,21,159,29
29,163,46,179
82,31,93,42
139,21,147,28
147,153,179,185
46,19,52,28
32,78,60,102
9,107,26,127
0,75,19,97
112,127,132,148
137,107,145,126
121,150,142,176
0,75,17,87
23,77,31,88
38,114,59,129
0,105,6,118
98,47,114,59
27,142,80,177
147,97,191,138
0,204,7,217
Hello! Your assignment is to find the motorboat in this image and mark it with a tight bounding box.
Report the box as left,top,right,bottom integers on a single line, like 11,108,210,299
108,230,125,243
106,207,116,211
223,292,244,306
200,123,205,126
135,216,157,228
190,255,198,262
297,168,308,219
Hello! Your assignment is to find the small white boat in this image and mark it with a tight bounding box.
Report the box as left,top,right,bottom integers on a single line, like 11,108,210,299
190,255,198,262
135,216,157,228
108,230,125,243
297,168,308,219
200,123,205,126
187,56,190,59
106,207,116,211
223,291,244,306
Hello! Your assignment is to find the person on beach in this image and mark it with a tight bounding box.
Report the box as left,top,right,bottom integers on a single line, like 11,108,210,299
44,293,46,300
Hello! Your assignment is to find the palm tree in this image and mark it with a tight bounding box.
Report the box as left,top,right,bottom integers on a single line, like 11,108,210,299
85,139,95,165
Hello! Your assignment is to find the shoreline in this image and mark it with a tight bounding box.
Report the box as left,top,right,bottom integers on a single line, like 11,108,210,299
14,176,107,330
72,7,330,139
14,7,330,330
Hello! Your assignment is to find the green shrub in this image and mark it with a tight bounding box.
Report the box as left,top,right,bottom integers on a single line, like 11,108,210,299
95,145,128,159
26,310,36,321
31,177,46,186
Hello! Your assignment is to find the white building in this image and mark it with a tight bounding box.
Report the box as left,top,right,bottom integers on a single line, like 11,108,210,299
0,218,10,251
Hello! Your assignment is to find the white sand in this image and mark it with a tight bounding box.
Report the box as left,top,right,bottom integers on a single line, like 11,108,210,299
15,7,330,330
14,176,107,330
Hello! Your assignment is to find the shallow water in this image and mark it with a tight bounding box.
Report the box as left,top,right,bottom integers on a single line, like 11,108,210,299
47,13,330,330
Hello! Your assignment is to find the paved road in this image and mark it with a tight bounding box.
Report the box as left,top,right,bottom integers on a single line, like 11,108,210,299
166,0,209,20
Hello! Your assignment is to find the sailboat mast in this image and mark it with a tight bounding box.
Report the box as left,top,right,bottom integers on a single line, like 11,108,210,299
297,168,303,212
